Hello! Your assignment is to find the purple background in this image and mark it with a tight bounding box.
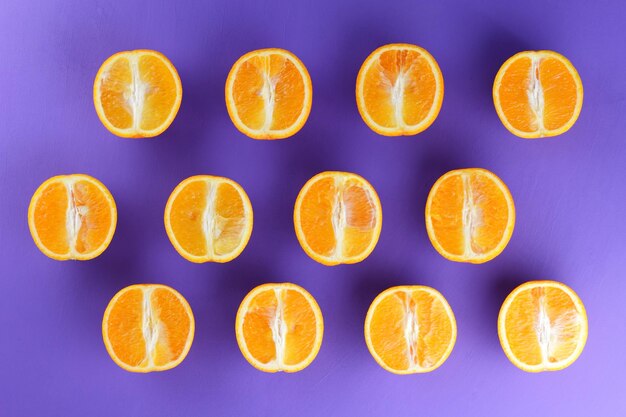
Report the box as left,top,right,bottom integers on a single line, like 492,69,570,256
1,0,625,415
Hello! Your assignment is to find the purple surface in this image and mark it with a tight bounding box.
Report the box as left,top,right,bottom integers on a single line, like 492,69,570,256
1,0,625,415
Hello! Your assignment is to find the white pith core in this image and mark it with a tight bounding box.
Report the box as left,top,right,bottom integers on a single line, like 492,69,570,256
260,55,276,132
331,178,348,261
390,71,407,129
461,174,482,258
536,293,552,366
141,288,159,367
64,178,87,257
127,55,148,130
201,181,218,258
403,293,421,371
527,55,545,133
270,288,288,370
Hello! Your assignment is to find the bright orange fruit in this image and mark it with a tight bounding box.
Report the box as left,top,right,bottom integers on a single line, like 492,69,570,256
164,175,253,263
493,50,583,138
294,171,382,266
28,174,117,260
356,43,444,136
365,286,456,374
498,281,588,372
225,48,312,140
425,168,515,263
235,283,323,373
93,49,182,138
102,284,195,373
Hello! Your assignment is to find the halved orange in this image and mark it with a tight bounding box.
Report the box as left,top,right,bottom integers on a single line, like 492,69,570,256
235,283,323,373
164,175,253,263
225,48,312,140
365,286,456,374
493,50,583,138
294,171,382,266
93,49,182,138
28,174,117,260
356,43,444,136
102,284,195,373
425,168,515,263
498,281,588,372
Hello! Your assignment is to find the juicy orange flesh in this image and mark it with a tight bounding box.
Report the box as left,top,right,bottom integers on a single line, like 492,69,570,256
368,290,453,371
362,49,437,128
231,53,305,131
32,181,69,255
540,58,578,131
429,172,510,257
105,288,146,367
241,288,318,367
298,176,378,259
150,288,192,367
282,289,318,365
213,182,247,256
72,180,113,255
32,179,112,256
138,54,178,131
99,56,134,130
503,286,583,367
469,174,510,254
168,180,247,258
428,175,464,256
497,55,578,133
169,180,208,257
98,53,178,131
105,287,191,369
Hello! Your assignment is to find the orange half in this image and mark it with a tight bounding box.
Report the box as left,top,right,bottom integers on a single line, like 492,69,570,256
235,283,324,373
225,48,312,139
28,174,117,260
164,175,253,263
102,284,195,373
365,286,457,374
425,168,515,263
356,43,444,136
498,281,588,372
93,49,182,138
294,171,382,266
493,50,583,138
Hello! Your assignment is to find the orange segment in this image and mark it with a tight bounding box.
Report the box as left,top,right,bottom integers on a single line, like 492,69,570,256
28,174,117,260
225,48,312,140
164,175,253,263
493,50,583,138
365,286,456,374
498,281,588,372
93,49,182,138
425,168,515,263
293,171,382,266
102,284,194,373
235,283,323,373
356,44,444,136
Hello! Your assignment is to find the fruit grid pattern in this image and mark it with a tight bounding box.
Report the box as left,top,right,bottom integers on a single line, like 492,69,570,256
3,2,625,415
27,45,587,375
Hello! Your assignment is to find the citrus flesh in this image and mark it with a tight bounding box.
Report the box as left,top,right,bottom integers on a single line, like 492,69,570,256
235,283,323,373
425,168,515,263
164,175,253,263
356,43,444,136
93,49,182,138
28,174,117,260
102,284,194,373
294,171,382,265
493,50,583,138
498,280,587,372
365,286,456,374
225,48,312,139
